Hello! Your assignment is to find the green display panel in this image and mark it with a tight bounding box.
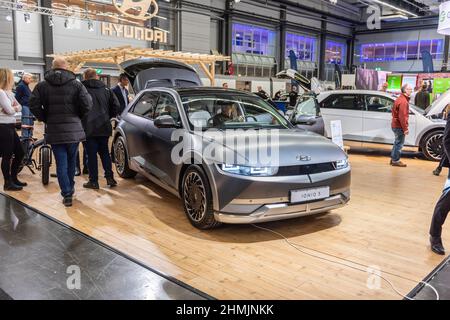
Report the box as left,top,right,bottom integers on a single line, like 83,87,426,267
433,78,450,94
387,75,402,90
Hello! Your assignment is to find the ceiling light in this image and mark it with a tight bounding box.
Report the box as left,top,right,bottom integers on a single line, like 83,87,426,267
48,16,54,27
370,0,419,18
380,14,409,21
24,13,31,23
5,14,12,21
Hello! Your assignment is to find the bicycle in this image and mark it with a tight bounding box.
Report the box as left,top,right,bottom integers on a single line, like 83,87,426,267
18,116,52,185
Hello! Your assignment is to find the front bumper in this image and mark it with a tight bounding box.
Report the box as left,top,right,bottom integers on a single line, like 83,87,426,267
214,191,350,224
208,165,351,224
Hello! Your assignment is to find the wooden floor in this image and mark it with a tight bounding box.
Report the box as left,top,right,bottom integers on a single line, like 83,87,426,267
2,129,449,299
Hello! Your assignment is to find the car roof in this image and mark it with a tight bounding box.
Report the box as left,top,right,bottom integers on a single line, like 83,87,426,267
175,87,257,96
317,90,393,100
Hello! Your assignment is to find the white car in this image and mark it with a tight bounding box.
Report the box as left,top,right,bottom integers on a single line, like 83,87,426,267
316,90,450,161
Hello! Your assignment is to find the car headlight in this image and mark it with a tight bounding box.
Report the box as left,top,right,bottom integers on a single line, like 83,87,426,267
335,159,349,170
217,164,278,176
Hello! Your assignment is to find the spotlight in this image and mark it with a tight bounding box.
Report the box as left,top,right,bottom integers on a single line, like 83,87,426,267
88,20,94,31
24,13,31,23
329,0,337,4
5,14,12,22
48,16,54,27
64,18,70,29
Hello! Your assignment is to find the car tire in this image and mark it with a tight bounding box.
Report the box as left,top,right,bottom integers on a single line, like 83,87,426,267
113,136,137,178
182,165,221,230
421,130,444,161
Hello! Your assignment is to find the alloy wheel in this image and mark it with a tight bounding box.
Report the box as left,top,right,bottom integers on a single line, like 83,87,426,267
115,140,125,175
426,133,444,161
183,171,207,222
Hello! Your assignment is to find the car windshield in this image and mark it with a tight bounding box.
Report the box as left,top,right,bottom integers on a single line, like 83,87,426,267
295,95,318,116
180,92,291,130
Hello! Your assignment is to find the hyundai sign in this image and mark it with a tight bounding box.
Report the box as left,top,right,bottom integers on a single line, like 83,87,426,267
438,1,450,35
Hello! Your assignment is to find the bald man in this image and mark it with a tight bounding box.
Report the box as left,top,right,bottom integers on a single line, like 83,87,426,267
30,57,92,207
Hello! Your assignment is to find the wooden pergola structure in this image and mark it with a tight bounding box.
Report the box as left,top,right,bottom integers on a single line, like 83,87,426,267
47,45,230,86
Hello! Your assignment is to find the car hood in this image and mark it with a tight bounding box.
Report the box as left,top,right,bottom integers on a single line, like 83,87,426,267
425,90,450,117
199,129,346,167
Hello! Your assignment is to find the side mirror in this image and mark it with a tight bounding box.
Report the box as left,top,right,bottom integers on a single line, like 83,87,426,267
154,115,179,128
293,115,317,126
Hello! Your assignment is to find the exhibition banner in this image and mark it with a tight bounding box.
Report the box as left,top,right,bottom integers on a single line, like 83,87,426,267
438,1,450,35
387,75,402,90
433,78,450,93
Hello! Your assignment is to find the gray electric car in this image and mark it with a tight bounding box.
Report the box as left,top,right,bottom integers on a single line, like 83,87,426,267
113,59,351,229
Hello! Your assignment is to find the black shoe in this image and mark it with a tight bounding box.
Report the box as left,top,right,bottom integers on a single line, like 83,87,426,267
63,196,72,207
83,181,99,189
75,168,81,176
430,236,445,255
12,178,27,187
82,167,89,175
4,181,23,191
106,177,117,187
433,168,442,176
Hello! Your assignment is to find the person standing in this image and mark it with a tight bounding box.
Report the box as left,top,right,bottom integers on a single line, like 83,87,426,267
30,57,92,207
390,84,412,167
429,106,450,255
81,68,120,189
222,83,229,89
255,86,269,100
15,73,33,139
112,73,129,115
288,86,298,108
0,68,26,191
415,83,431,110
380,82,388,93
433,104,450,176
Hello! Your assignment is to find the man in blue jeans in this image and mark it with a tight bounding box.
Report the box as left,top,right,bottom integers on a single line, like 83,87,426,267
30,57,92,206
15,73,33,139
390,84,412,167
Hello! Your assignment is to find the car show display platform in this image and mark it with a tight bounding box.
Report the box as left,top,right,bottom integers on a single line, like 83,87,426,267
0,193,207,300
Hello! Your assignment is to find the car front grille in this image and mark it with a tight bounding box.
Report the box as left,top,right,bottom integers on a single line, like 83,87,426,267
275,162,336,176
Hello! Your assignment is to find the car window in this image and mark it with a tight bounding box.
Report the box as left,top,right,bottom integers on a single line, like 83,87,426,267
145,79,173,89
181,93,290,130
131,92,159,118
365,95,394,113
322,95,364,110
175,80,198,87
295,96,318,116
154,92,180,124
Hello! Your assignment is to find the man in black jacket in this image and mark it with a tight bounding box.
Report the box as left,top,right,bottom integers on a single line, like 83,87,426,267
81,68,120,189
415,83,431,110
30,57,92,207
112,73,129,115
429,108,450,255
